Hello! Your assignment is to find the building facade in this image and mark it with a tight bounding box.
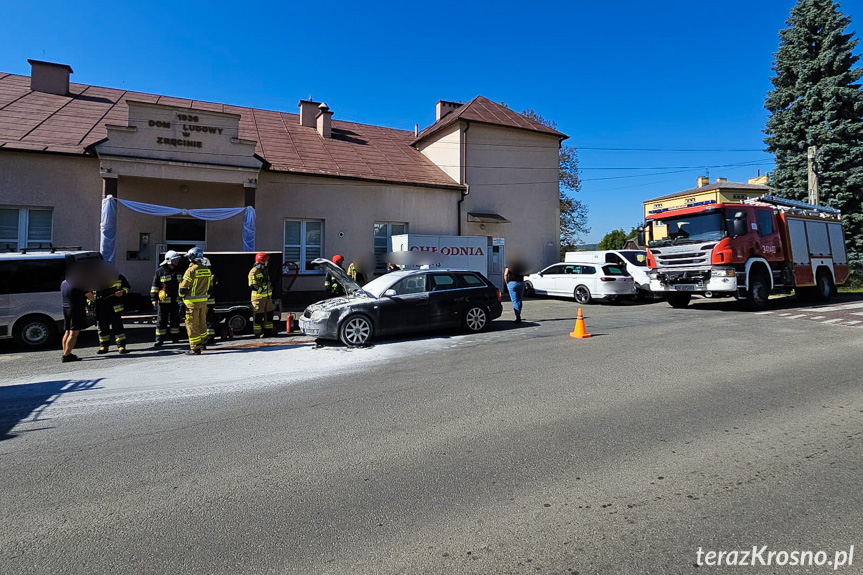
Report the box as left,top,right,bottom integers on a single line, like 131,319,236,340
0,60,565,296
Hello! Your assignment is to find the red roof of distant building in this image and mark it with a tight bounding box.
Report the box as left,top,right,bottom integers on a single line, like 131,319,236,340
411,95,568,145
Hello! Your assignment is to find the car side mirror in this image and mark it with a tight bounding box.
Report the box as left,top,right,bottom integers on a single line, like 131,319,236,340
383,289,397,297
538,272,544,277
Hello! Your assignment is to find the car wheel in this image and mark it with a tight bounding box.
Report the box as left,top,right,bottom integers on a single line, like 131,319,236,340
339,314,373,346
665,292,691,308
14,314,58,349
463,306,488,333
745,273,770,310
574,285,592,304
524,281,535,297
815,270,834,302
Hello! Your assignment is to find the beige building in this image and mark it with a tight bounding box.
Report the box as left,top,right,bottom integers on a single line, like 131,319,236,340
0,60,565,297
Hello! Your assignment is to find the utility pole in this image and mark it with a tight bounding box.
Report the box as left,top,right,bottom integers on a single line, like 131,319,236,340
807,145,819,205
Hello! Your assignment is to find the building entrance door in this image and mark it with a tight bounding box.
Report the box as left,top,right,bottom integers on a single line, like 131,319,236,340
488,244,504,290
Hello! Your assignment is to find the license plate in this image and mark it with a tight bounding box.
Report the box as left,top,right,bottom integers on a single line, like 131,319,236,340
673,285,696,291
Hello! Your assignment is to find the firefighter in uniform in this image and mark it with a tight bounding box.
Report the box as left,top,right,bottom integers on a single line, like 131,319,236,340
201,256,220,345
178,247,215,355
249,252,275,337
324,254,346,297
150,250,182,346
96,273,130,354
347,259,366,285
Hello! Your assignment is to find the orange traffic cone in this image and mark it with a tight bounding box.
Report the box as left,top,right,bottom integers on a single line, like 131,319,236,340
285,313,293,333
569,308,592,339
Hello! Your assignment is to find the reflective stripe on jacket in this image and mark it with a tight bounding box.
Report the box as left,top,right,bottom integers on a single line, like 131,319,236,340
248,265,272,299
179,263,214,303
151,264,180,302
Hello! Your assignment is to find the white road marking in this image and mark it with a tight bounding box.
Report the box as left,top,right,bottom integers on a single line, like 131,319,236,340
821,318,844,324
755,311,773,315
808,302,863,312
783,314,808,319
778,313,793,317
808,316,825,320
843,320,862,325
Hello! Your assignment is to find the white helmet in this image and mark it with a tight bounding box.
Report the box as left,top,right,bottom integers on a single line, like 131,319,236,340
186,246,204,262
163,250,180,264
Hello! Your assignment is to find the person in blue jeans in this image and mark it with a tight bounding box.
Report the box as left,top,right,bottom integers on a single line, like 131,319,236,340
504,256,527,323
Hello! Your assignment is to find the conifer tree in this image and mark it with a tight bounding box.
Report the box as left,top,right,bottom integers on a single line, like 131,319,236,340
764,0,863,269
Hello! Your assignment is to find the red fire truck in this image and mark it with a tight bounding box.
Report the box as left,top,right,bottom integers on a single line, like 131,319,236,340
645,195,849,309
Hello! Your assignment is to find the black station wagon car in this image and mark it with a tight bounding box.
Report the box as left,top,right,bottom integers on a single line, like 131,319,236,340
299,258,503,346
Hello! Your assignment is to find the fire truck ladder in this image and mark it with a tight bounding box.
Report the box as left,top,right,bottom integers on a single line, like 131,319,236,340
744,195,841,220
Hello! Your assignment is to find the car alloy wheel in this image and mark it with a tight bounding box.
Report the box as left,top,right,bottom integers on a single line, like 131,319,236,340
340,315,372,346
575,285,591,304
464,306,488,332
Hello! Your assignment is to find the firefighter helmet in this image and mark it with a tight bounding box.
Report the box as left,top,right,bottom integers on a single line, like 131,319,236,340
186,246,204,262
255,252,270,264
332,254,344,264
163,250,180,264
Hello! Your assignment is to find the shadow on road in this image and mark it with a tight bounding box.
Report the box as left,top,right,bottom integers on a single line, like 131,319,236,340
0,378,104,441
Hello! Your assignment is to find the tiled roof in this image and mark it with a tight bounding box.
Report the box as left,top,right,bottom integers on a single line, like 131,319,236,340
0,72,463,189
412,95,567,145
647,181,771,202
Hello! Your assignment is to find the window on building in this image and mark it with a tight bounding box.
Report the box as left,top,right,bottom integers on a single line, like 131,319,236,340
164,217,206,253
0,207,53,251
374,222,407,271
285,219,324,273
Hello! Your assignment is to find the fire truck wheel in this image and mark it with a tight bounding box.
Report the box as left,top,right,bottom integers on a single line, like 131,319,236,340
574,285,592,304
745,273,770,310
665,292,691,308
815,270,834,302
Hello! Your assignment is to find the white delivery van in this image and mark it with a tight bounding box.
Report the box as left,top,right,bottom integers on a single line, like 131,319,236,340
0,250,102,348
564,250,650,295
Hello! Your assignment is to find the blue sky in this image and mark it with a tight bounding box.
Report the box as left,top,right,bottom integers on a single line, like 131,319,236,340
2,0,861,243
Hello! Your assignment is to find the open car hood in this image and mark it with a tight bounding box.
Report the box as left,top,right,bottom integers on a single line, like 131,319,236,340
312,258,367,296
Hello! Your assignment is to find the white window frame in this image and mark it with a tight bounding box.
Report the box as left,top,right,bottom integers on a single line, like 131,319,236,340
0,207,53,251
374,221,408,270
284,219,325,275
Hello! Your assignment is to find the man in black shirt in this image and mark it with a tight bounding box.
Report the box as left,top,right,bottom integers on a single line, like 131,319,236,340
60,279,93,363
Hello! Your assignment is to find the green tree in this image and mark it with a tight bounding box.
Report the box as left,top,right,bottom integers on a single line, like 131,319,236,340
598,228,628,250
521,109,590,257
764,0,863,268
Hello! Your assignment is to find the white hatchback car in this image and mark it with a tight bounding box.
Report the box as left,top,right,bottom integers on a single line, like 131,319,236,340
524,262,636,304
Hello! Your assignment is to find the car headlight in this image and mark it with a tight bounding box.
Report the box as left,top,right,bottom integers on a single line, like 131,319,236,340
311,310,331,322
711,268,735,277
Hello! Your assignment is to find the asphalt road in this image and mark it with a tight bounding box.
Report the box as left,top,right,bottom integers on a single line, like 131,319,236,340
2,294,862,574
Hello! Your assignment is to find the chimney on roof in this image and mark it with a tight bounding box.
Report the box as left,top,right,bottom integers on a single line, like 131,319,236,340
696,176,710,187
436,100,461,121
28,59,73,96
299,99,321,128
316,103,333,138
715,177,727,183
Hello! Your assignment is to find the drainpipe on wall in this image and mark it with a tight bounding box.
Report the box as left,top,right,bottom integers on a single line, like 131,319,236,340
457,121,470,235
